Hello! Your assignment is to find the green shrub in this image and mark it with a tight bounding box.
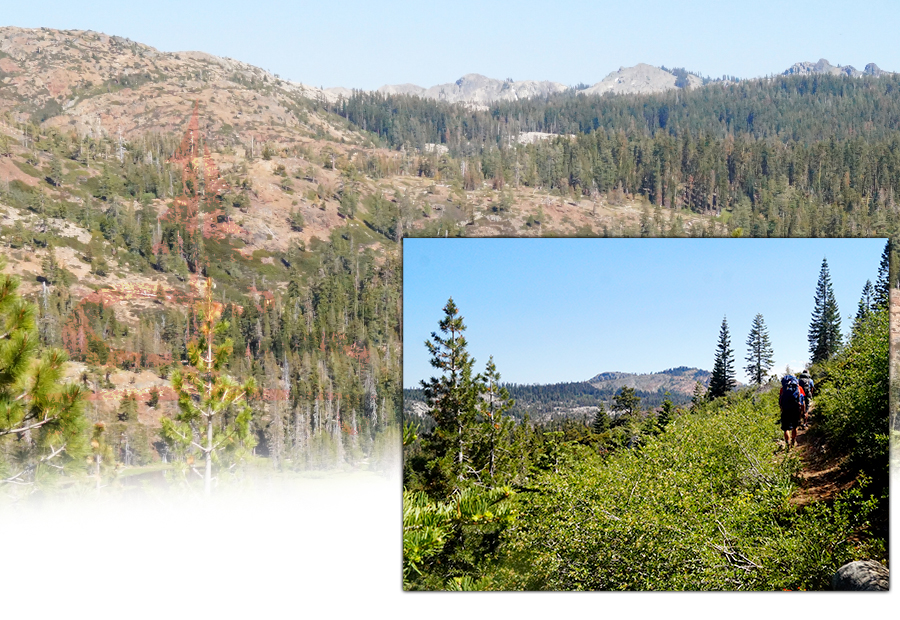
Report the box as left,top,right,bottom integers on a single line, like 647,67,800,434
813,307,889,490
493,391,877,590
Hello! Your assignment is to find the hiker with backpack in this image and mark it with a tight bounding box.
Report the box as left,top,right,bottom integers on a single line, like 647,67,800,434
779,374,806,449
798,370,814,428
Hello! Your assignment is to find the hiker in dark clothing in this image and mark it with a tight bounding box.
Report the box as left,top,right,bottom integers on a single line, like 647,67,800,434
779,375,805,449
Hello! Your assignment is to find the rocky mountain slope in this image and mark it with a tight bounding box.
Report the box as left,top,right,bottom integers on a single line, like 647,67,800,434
377,73,569,105
348,59,895,107
580,64,703,96
0,26,348,140
782,58,892,78
372,65,700,105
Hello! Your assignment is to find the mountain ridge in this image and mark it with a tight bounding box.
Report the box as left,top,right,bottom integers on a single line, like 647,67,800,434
782,58,892,78
587,366,711,396
336,59,894,105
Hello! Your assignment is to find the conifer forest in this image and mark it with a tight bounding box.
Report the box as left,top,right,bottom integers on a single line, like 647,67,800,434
0,26,894,594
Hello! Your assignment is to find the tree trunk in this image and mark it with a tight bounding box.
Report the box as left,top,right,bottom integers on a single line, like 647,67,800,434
204,414,213,495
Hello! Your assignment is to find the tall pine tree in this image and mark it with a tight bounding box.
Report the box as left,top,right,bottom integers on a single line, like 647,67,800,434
161,278,257,494
744,313,774,386
708,316,735,399
808,258,842,365
476,356,514,485
419,298,481,493
854,280,876,326
873,240,891,311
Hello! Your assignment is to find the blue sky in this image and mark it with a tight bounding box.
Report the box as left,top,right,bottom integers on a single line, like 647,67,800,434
5,2,900,90
403,238,886,388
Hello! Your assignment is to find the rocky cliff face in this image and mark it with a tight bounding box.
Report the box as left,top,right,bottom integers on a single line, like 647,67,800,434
374,65,703,105
580,64,702,96
782,58,893,78
378,73,569,105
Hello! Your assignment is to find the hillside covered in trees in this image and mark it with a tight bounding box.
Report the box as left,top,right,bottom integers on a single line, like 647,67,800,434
0,29,406,497
330,74,900,243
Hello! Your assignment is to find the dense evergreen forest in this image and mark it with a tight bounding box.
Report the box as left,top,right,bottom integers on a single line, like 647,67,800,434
329,75,900,243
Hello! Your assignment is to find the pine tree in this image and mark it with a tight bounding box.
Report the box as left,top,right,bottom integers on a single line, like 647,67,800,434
591,405,610,434
419,298,481,493
854,280,876,328
41,241,59,286
611,386,641,417
744,313,774,385
690,380,707,409
161,277,257,494
873,240,891,311
0,257,86,485
657,396,675,430
476,356,514,484
808,258,842,365
708,316,735,399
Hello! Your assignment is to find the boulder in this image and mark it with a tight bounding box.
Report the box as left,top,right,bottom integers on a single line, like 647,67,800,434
831,560,889,591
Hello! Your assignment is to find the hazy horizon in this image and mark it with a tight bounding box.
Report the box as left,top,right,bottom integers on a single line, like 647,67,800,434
5,1,899,91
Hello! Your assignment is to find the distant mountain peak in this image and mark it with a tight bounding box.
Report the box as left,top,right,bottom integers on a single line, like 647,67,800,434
587,367,711,398
782,59,893,78
579,64,703,97
375,73,568,105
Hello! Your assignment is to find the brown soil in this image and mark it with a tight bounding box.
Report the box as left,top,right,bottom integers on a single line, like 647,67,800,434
783,410,856,507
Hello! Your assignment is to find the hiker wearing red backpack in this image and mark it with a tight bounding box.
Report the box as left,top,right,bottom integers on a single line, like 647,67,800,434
779,374,806,449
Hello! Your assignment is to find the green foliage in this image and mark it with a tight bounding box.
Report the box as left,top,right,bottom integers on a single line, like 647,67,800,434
591,406,610,434
147,386,160,408
118,391,138,421
813,307,889,490
744,313,774,385
405,300,529,587
0,257,87,486
496,391,880,590
330,75,900,231
417,298,481,495
808,258,842,364
288,207,305,232
611,385,641,416
854,280,876,329
338,188,358,218
657,396,675,430
873,240,892,310
160,279,257,493
708,317,735,399
404,485,516,590
473,356,515,484
363,191,399,239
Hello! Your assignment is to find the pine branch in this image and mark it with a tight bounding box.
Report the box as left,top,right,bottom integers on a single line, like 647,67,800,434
0,415,59,437
0,470,31,485
40,443,67,468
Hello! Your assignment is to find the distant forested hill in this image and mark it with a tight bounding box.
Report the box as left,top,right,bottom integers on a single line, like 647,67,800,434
404,367,704,424
331,75,900,240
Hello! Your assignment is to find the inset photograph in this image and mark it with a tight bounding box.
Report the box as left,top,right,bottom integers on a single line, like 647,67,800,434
402,237,889,591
